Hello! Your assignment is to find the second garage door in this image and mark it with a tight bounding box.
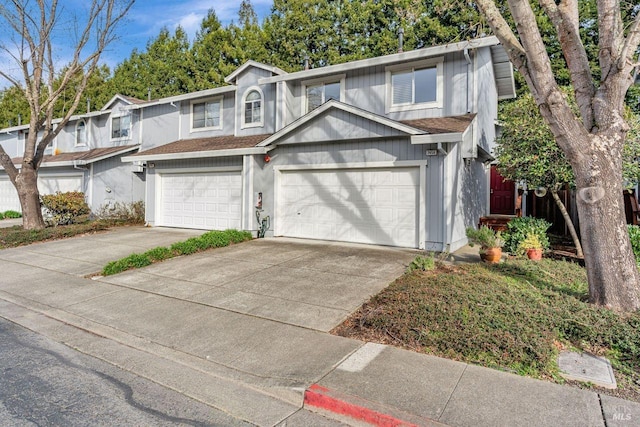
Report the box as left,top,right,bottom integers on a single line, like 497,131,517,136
159,171,242,230
278,167,419,248
0,175,83,213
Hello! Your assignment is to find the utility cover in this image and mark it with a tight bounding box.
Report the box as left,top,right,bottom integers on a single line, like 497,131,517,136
558,351,617,389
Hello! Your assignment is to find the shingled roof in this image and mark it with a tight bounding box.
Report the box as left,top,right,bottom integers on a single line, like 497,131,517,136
401,114,476,134
10,145,140,166
129,134,272,157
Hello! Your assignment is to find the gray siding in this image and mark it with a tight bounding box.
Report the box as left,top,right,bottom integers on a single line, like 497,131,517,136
476,46,499,153
276,109,407,145
90,155,145,211
235,68,277,136
140,103,180,149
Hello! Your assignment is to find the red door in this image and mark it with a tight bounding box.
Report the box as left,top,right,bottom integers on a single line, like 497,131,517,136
490,165,515,215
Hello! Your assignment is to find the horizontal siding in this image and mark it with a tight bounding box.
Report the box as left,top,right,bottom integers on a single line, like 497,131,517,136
91,155,145,210
153,156,243,171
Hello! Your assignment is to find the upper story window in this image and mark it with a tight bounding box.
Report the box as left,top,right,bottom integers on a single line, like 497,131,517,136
192,97,222,131
302,75,345,114
386,58,443,113
242,87,263,128
75,120,87,146
111,115,131,139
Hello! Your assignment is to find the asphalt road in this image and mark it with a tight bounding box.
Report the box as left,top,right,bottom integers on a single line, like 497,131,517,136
0,317,251,427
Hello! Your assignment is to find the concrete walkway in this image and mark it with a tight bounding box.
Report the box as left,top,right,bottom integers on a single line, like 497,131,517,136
0,227,638,426
0,218,22,228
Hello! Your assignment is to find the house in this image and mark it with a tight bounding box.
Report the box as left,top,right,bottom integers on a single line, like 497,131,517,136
1,36,515,251
0,94,145,213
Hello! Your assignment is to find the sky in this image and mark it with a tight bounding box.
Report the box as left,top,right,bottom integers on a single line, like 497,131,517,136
0,1,274,89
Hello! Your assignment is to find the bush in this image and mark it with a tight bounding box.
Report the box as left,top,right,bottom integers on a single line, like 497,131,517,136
628,225,640,266
3,210,22,219
143,246,173,262
41,191,90,226
503,217,551,255
466,226,504,249
103,253,152,276
95,201,145,224
407,254,436,273
0,212,4,220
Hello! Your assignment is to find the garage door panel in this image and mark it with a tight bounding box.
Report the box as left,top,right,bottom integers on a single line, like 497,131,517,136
160,171,242,230
279,168,419,248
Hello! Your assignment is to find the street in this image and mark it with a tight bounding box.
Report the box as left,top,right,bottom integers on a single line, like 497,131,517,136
0,317,250,427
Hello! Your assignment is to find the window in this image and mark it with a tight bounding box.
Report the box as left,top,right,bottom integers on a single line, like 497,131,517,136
111,115,130,139
386,58,442,112
306,81,341,112
76,120,87,146
192,98,222,130
242,88,263,128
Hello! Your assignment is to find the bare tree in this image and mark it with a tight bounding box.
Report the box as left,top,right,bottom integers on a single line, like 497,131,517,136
476,0,640,311
0,0,133,229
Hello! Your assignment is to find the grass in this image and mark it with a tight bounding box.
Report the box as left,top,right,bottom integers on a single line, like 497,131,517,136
101,229,253,276
333,259,640,401
0,219,135,249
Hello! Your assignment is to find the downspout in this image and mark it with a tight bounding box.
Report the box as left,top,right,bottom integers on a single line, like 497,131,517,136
464,48,472,114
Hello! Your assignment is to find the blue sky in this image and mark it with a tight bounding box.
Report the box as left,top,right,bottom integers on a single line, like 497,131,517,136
105,0,273,68
0,1,273,88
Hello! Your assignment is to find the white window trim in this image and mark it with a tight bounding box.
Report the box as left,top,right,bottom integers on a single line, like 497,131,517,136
190,96,224,133
241,86,264,129
385,57,444,113
110,113,132,141
75,120,87,147
301,74,346,115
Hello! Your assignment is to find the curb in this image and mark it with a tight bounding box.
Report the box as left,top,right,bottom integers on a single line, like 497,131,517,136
304,384,447,427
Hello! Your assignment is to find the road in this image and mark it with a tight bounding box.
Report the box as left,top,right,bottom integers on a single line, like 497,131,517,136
0,317,251,427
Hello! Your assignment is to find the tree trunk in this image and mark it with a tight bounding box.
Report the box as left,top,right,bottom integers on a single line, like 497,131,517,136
550,189,584,258
573,144,640,311
15,165,46,230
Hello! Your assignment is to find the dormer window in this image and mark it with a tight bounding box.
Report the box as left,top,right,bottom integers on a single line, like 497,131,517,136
302,75,345,114
192,97,222,131
76,120,87,146
242,87,263,128
111,115,131,139
386,58,443,113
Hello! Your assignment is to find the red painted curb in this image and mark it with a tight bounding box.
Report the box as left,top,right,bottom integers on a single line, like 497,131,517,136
304,384,419,427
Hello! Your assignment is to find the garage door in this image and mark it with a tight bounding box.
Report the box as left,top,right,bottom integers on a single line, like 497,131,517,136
0,178,20,212
278,168,419,247
159,171,242,230
0,175,82,213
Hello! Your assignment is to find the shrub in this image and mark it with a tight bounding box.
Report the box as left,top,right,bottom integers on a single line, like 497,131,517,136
628,225,640,266
0,212,4,220
466,226,504,249
41,191,90,226
171,238,201,256
407,254,436,273
144,246,173,262
503,217,551,255
3,210,22,219
102,253,152,276
517,234,543,252
95,201,145,224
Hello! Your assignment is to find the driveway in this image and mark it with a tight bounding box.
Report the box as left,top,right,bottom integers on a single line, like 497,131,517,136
0,226,417,424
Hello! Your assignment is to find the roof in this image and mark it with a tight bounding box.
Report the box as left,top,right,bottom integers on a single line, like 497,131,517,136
225,60,287,84
123,134,272,162
10,145,140,167
259,36,502,85
401,114,477,134
126,86,237,110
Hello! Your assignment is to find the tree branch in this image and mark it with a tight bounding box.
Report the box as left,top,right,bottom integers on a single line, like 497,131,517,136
621,10,640,72
0,143,19,183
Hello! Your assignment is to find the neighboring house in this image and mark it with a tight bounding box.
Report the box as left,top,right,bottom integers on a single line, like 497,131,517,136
0,95,145,213
0,36,516,251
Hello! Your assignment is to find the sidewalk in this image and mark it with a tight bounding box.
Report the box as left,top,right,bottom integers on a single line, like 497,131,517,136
0,229,638,426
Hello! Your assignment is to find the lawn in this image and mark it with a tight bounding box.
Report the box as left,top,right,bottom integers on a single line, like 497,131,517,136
332,259,640,402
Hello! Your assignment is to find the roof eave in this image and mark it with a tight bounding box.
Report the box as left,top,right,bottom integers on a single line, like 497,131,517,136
122,146,270,163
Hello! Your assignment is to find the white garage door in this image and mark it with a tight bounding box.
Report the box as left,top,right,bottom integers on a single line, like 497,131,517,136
0,175,82,213
159,171,242,230
278,168,419,247
0,178,20,212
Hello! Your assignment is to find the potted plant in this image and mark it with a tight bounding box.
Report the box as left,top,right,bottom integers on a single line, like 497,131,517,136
466,226,504,263
518,233,543,261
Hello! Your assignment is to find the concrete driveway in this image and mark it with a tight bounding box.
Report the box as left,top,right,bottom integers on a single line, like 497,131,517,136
0,226,417,424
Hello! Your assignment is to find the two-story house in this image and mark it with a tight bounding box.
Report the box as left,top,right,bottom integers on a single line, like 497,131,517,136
0,35,515,251
0,94,144,213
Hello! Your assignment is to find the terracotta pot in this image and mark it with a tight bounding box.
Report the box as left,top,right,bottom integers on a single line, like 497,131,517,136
481,247,502,263
526,248,543,261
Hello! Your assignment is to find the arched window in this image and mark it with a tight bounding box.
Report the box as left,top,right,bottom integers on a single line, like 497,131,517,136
76,120,87,146
243,88,263,128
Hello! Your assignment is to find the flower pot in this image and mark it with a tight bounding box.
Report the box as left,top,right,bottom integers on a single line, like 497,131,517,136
526,248,543,261
480,247,502,263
